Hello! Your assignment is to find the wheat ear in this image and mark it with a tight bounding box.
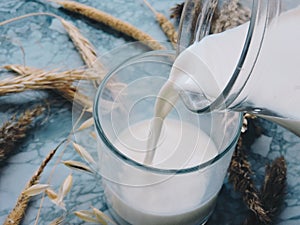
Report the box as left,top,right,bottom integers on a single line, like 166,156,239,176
52,0,166,50
4,142,64,225
143,0,178,49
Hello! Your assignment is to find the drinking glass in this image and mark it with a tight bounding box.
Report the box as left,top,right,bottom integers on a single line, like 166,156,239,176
93,50,242,225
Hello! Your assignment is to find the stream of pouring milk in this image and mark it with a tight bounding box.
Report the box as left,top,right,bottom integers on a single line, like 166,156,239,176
145,6,300,164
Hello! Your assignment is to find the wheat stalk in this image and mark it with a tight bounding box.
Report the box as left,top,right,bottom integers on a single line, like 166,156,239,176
0,106,45,162
4,142,63,225
143,0,178,49
211,0,251,33
2,65,94,108
52,0,166,50
59,18,106,78
229,136,271,224
2,65,98,92
0,12,105,75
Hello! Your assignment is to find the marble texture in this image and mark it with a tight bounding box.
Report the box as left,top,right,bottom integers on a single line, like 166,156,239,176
0,0,300,225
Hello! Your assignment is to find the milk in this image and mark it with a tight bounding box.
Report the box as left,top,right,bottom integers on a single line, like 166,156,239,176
160,6,300,136
115,118,218,170
104,119,219,225
105,187,217,225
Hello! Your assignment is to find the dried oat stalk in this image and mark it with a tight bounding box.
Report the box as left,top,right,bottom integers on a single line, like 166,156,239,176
75,206,117,225
143,0,178,49
53,0,166,50
4,143,62,225
62,160,93,173
0,106,44,162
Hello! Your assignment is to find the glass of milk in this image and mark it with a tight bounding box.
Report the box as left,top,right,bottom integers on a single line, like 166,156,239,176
93,50,242,225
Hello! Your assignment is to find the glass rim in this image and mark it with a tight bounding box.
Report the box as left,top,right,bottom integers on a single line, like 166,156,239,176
93,50,243,175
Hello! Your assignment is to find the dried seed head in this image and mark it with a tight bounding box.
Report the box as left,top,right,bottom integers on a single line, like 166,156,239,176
49,215,65,225
22,184,50,197
170,3,184,20
57,174,73,202
62,160,93,173
0,106,45,161
92,207,117,225
53,0,166,50
143,0,177,48
72,142,96,165
74,210,98,223
76,117,94,132
45,188,58,200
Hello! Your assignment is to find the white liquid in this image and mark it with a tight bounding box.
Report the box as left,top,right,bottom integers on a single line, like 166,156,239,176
116,119,218,169
158,6,300,136
105,119,219,225
105,187,217,225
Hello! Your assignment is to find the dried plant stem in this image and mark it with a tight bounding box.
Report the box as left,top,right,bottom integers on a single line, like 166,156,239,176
58,18,106,79
243,156,287,225
52,0,166,50
143,0,178,49
59,19,97,68
4,141,63,225
0,12,105,75
0,106,45,162
170,3,184,21
211,0,250,33
2,65,98,93
169,0,250,34
2,65,94,108
228,137,271,224
261,157,287,218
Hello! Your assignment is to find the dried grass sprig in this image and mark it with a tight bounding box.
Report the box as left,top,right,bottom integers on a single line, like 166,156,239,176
170,3,184,21
0,106,45,162
52,0,166,50
1,65,98,94
169,0,250,35
0,12,105,75
75,207,117,225
243,156,287,225
143,0,178,49
2,65,94,108
228,137,271,224
59,19,102,69
4,142,63,225
211,0,250,33
261,156,287,218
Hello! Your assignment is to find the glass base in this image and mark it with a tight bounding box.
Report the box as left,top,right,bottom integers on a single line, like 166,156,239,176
104,193,216,225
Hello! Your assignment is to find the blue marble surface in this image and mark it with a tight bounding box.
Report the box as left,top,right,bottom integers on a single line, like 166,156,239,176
0,0,300,225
